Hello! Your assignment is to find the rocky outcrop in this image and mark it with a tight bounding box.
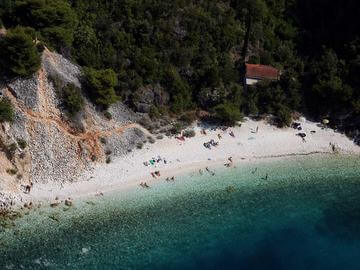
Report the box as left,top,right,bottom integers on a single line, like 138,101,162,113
0,49,146,204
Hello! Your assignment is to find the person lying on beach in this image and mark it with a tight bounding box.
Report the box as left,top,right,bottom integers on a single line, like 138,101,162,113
229,131,235,137
228,157,233,163
151,172,156,178
140,182,151,188
224,163,231,168
155,171,161,177
171,176,175,181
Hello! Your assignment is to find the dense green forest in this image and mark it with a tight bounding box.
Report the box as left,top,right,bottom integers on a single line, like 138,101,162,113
0,0,359,133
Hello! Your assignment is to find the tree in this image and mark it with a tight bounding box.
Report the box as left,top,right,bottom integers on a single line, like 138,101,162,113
0,98,15,123
231,0,267,60
308,49,353,115
11,0,78,50
85,68,119,108
163,66,193,112
0,27,41,77
63,83,84,116
73,24,100,67
214,102,243,126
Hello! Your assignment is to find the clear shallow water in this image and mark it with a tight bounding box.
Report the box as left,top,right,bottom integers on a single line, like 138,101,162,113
1,155,360,269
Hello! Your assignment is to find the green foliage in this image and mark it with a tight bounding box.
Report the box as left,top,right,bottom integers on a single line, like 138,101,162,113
183,129,196,138
7,0,78,50
63,83,84,116
180,112,197,126
275,105,292,127
17,139,27,149
147,136,156,144
0,0,358,131
104,111,112,120
136,142,143,149
214,102,243,126
0,98,15,123
0,27,41,77
85,68,119,108
164,66,193,112
170,123,183,135
6,168,18,175
7,143,17,154
73,24,100,67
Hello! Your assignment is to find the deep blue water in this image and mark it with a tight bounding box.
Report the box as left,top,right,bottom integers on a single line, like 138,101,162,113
1,156,360,269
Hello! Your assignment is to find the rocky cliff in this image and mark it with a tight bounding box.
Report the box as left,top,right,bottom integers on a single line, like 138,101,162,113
0,49,146,209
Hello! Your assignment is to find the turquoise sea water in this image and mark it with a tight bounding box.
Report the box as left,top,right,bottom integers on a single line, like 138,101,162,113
1,155,360,269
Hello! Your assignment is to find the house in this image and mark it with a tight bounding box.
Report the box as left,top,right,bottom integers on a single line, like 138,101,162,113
245,64,280,85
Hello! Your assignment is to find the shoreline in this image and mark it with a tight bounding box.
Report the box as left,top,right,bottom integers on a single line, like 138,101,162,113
6,118,360,207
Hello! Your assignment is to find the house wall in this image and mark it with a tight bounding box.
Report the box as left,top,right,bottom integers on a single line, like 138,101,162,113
246,78,260,85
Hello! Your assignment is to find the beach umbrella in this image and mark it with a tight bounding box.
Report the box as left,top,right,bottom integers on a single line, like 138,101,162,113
322,119,329,125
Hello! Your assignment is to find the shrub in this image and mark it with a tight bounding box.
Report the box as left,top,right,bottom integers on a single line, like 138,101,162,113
275,106,292,127
17,139,27,149
8,143,17,153
147,136,156,144
63,83,84,116
214,102,243,126
100,137,107,144
84,68,119,108
104,111,112,120
183,129,196,138
0,98,15,123
149,106,160,119
0,27,41,77
180,112,197,126
136,142,143,149
6,168,18,175
170,123,182,135
137,117,152,129
36,42,45,53
133,128,144,137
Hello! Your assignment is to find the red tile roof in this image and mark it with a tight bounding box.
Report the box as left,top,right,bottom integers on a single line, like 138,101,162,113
245,64,279,80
